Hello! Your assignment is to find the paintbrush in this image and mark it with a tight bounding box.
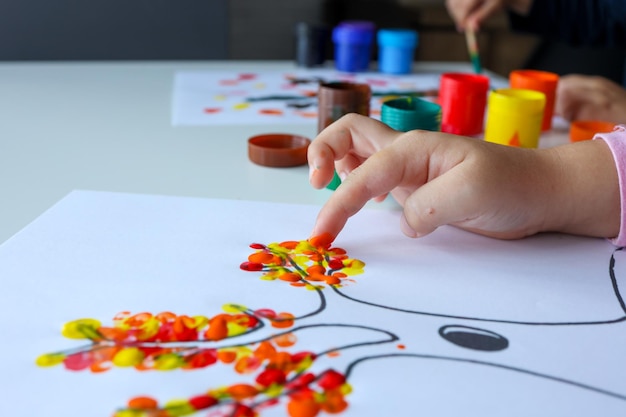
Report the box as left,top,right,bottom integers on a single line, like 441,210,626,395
464,28,482,74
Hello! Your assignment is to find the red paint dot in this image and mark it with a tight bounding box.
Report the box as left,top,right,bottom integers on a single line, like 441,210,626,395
238,73,257,80
240,262,264,271
317,369,346,390
189,394,218,410
256,368,287,387
204,108,222,114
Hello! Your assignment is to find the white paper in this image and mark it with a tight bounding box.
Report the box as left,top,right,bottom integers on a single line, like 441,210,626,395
171,69,443,126
1,190,626,416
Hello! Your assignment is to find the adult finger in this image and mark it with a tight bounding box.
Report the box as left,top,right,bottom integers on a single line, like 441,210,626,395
466,0,503,31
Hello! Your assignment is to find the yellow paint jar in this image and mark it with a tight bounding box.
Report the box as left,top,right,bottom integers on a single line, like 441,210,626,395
484,88,546,148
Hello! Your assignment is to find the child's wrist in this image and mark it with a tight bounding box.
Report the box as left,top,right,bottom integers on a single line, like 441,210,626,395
594,125,626,245
543,138,620,240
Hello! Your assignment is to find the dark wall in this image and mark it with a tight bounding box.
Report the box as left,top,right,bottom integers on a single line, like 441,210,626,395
0,0,228,60
524,40,626,86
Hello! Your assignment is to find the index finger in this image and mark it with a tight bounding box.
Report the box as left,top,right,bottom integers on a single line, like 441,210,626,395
308,114,398,189
311,134,429,239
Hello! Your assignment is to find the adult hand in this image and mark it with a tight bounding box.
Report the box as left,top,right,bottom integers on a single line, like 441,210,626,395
445,0,533,31
308,114,619,242
445,0,506,31
556,74,626,124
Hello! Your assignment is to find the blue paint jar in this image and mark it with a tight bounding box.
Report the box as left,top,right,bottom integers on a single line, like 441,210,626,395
377,29,418,74
332,20,375,73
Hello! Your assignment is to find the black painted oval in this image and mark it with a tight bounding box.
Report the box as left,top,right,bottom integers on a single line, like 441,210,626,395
439,325,509,351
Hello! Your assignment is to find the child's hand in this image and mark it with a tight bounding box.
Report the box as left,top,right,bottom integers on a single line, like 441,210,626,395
308,114,619,242
556,74,626,124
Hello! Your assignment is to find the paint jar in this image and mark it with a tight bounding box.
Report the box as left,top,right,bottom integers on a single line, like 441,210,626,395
381,97,441,132
439,72,490,136
509,69,559,131
484,88,546,148
570,120,616,142
317,81,372,132
332,20,376,72
317,81,371,189
295,22,330,68
377,29,418,75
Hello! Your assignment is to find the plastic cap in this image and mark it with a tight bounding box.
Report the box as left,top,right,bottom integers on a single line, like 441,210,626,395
332,21,375,44
381,97,441,132
248,134,311,167
489,88,546,115
570,120,616,142
377,29,418,48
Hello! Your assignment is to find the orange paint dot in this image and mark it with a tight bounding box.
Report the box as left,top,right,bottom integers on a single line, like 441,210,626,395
273,332,297,347
155,311,177,322
89,362,111,373
173,315,194,333
127,396,158,410
254,341,277,360
279,273,302,283
98,326,127,341
248,252,275,264
279,241,299,249
217,350,237,364
320,392,348,413
271,312,295,328
205,316,228,341
296,111,318,118
306,273,326,282
287,398,321,417
234,355,261,374
226,383,259,400
397,344,406,350
309,233,334,248
326,351,341,358
270,351,293,370
127,312,152,326
259,108,284,116
306,265,326,276
324,275,341,285
204,107,222,114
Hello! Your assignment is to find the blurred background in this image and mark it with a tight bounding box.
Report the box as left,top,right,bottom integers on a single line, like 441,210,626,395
0,0,623,83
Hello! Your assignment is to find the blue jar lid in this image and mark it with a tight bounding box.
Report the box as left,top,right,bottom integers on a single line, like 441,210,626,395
332,21,375,44
377,29,418,48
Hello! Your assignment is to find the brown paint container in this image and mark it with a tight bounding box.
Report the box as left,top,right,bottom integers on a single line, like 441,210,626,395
317,81,371,133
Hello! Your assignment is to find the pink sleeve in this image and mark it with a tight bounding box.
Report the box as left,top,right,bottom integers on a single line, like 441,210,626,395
594,124,626,246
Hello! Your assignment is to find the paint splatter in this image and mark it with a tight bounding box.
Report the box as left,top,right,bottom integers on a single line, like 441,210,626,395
204,107,222,114
234,103,251,110
258,108,284,116
240,234,365,289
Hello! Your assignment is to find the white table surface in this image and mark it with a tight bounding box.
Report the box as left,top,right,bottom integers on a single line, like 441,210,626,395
0,60,570,244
